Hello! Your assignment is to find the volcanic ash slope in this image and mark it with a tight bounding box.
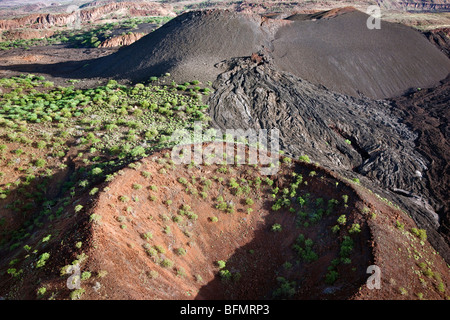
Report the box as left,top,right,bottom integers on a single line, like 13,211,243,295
85,8,450,100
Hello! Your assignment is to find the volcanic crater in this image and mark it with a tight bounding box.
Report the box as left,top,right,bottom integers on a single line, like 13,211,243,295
0,5,449,301
20,144,449,300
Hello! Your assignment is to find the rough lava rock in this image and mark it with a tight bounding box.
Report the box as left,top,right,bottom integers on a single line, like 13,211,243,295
208,55,450,262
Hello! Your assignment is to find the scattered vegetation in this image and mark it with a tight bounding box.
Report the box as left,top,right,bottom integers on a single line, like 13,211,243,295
0,71,446,300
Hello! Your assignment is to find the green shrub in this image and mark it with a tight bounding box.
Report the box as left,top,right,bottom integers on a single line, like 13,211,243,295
272,277,296,298
119,195,130,202
337,215,346,226
216,260,226,269
142,232,153,240
36,252,50,268
219,269,232,280
340,236,354,258
154,245,165,254
176,248,186,256
34,159,46,168
271,223,282,232
37,287,47,297
209,216,218,223
410,228,427,241
91,167,103,175
298,155,311,163
342,195,349,204
349,223,361,234
160,258,174,268
325,270,339,285
395,220,404,230
141,171,151,178
70,288,85,300
132,183,142,190
81,271,91,280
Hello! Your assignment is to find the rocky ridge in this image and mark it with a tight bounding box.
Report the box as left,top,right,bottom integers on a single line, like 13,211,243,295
0,1,176,30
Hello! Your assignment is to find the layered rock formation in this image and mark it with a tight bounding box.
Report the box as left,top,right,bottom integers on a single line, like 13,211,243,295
377,0,450,12
0,1,176,30
98,32,145,48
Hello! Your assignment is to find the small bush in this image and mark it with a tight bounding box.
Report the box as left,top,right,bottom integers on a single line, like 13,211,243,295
132,183,143,190
35,159,46,168
298,155,311,163
36,252,50,268
340,236,354,258
399,287,408,295
216,260,226,269
272,277,296,298
154,245,165,254
337,215,346,226
245,198,254,206
325,270,339,285
176,248,187,256
119,195,130,202
37,287,47,297
70,288,85,300
89,214,101,223
395,220,404,230
141,171,151,178
342,195,349,204
81,271,92,280
271,223,282,232
349,223,361,234
219,269,232,280
331,225,340,233
410,228,427,241
160,258,174,268
142,232,153,240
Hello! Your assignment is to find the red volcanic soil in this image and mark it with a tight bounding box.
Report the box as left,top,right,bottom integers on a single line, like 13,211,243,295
1,143,448,300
